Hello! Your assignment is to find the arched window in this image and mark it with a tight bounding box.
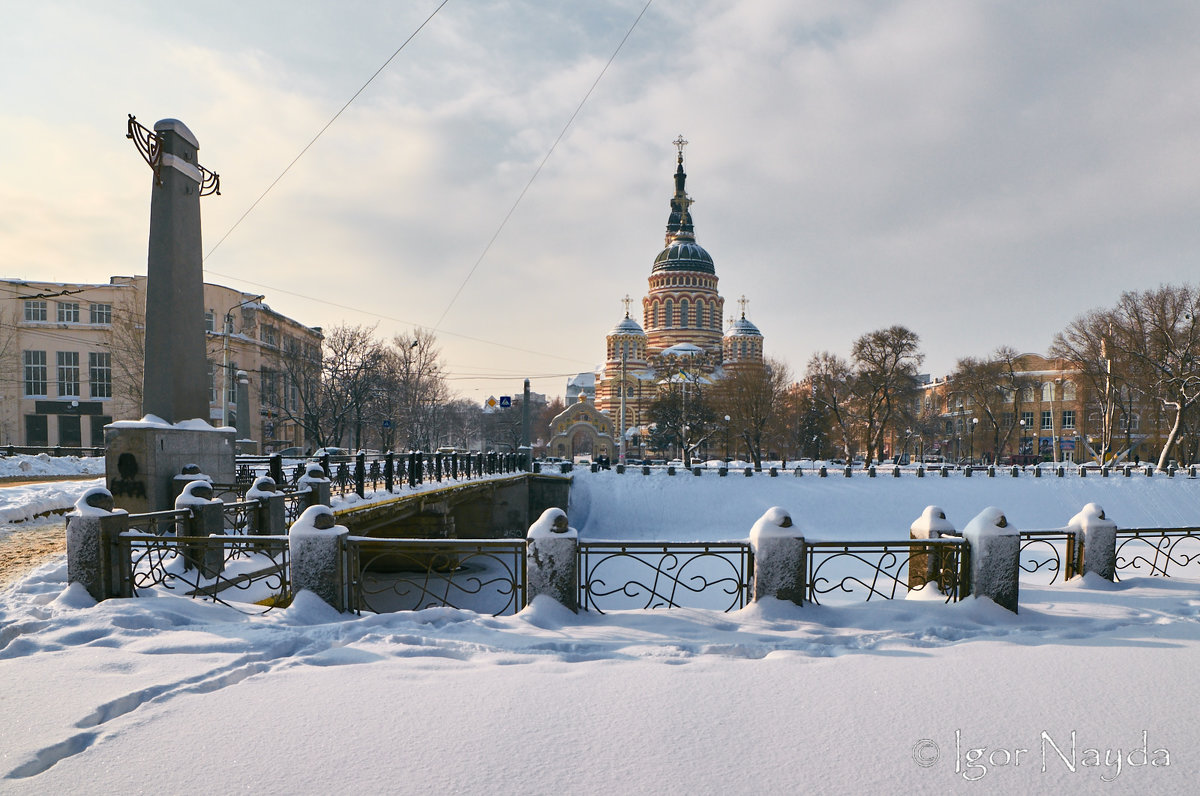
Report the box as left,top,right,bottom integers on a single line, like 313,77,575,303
681,299,689,327
1063,381,1077,401
1042,382,1054,402
655,302,663,327
1022,386,1035,403
665,299,674,328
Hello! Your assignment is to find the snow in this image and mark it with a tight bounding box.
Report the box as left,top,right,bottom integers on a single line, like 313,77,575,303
2,457,1200,792
747,505,796,549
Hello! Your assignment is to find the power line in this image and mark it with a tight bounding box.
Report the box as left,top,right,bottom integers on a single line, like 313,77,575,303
203,0,452,263
432,0,655,331
202,267,594,366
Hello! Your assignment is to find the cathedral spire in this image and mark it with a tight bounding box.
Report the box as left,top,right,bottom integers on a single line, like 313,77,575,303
666,135,695,244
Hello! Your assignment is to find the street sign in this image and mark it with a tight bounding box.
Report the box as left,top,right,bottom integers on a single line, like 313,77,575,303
485,396,498,412
499,395,512,408
382,419,392,429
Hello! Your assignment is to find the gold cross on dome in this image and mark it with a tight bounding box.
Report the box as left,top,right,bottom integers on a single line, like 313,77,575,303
622,294,632,317
738,295,749,318
673,135,688,157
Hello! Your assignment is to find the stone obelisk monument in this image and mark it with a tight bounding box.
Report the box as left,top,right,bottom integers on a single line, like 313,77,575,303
105,116,235,512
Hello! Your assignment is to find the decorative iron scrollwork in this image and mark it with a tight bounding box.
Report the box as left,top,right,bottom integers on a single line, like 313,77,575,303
126,114,162,184
579,542,752,613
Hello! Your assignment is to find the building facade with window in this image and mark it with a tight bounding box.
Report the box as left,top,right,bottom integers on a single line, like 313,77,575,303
918,354,1092,464
1,276,322,451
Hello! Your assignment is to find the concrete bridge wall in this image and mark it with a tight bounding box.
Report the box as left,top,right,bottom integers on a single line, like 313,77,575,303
335,474,570,539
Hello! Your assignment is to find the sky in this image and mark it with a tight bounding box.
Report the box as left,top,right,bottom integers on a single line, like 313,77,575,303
4,1,1200,404
3,463,1200,792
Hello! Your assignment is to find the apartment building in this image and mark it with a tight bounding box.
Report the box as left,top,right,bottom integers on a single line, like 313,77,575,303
1,276,323,451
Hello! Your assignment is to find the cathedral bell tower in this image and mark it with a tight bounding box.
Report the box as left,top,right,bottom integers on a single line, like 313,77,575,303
642,136,724,356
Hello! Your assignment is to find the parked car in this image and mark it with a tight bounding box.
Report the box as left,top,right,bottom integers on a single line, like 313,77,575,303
312,447,347,458
273,447,305,458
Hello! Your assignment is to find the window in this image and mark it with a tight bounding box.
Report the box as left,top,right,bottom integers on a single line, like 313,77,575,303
23,350,47,396
1002,412,1015,428
23,300,47,321
1062,381,1077,401
1041,410,1052,430
1041,382,1054,402
665,299,674,328
208,363,217,403
262,368,278,407
57,351,80,397
1021,411,1035,431
263,324,277,347
1021,386,1035,403
205,311,215,332
226,363,238,405
88,352,111,398
680,300,689,328
57,302,80,323
89,303,112,325
695,302,703,327
1062,410,1076,429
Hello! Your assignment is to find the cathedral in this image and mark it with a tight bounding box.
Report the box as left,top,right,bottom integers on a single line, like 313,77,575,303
550,138,766,462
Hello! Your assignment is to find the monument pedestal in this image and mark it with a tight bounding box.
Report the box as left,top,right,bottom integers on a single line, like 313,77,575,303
105,424,236,514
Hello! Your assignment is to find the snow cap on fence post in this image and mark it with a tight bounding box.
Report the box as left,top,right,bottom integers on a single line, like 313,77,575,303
297,462,331,508
526,508,578,612
749,507,804,605
247,476,285,535
909,506,956,592
67,486,128,601
1067,503,1117,581
175,479,225,576
962,507,1020,613
289,505,349,612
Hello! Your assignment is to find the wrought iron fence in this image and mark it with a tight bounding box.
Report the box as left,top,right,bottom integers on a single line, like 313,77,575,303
578,541,753,613
1115,528,1200,579
123,508,191,536
805,539,968,604
346,538,525,616
117,531,290,614
220,499,258,534
1017,530,1078,585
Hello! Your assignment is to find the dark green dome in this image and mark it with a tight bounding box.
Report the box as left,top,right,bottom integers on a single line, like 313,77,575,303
652,240,715,274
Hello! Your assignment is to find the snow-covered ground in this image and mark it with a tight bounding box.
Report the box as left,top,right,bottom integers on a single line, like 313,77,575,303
2,458,1199,793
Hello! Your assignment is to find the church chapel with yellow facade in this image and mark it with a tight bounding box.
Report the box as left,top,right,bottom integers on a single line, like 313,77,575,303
550,138,766,461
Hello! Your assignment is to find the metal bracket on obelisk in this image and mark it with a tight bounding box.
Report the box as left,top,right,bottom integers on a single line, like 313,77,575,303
107,115,233,513
127,115,221,195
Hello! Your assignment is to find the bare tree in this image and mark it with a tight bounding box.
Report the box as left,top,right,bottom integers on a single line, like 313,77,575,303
850,326,924,464
1051,308,1139,464
716,358,792,469
385,328,448,451
647,349,719,467
1107,285,1200,469
949,346,1034,463
805,351,856,461
105,289,147,420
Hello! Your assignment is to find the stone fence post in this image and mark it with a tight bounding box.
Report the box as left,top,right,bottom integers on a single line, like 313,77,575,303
289,505,349,611
297,463,331,508
909,505,956,593
1068,503,1117,581
526,508,578,612
66,486,128,601
962,507,1020,613
749,507,805,605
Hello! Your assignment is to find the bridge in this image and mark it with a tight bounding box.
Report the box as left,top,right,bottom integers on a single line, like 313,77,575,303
332,472,571,539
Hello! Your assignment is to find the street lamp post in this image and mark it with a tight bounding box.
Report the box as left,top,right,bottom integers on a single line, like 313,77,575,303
222,293,264,428
970,417,978,464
